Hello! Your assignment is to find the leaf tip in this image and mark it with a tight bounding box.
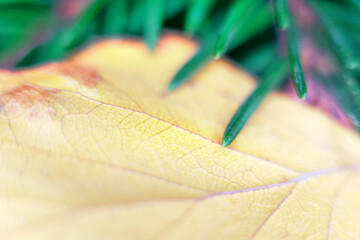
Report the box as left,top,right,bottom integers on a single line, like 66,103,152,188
214,51,222,60
222,139,230,148
167,81,178,92
294,81,307,100
214,37,226,59
221,134,233,148
146,39,157,52
299,92,307,100
291,72,307,100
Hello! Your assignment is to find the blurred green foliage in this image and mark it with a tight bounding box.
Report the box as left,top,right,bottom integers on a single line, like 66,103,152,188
0,0,359,145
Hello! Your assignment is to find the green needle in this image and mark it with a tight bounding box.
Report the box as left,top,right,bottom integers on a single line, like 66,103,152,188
185,0,217,36
311,0,360,72
273,0,291,30
103,0,128,35
62,0,108,48
286,24,307,100
214,0,256,59
168,2,272,91
168,42,217,92
325,20,360,71
222,60,288,147
168,42,213,91
144,0,164,51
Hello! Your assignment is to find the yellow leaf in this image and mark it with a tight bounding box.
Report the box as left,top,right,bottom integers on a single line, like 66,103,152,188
0,35,359,239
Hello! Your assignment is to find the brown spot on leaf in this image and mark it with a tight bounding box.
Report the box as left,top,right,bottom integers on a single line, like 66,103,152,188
57,64,103,87
0,85,59,120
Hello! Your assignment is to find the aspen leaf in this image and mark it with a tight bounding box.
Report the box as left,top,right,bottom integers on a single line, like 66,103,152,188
0,35,360,239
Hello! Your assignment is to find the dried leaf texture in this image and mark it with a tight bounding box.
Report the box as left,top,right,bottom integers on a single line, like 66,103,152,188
0,35,359,239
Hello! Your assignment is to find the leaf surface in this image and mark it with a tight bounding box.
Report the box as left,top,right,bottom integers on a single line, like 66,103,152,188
0,35,359,239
